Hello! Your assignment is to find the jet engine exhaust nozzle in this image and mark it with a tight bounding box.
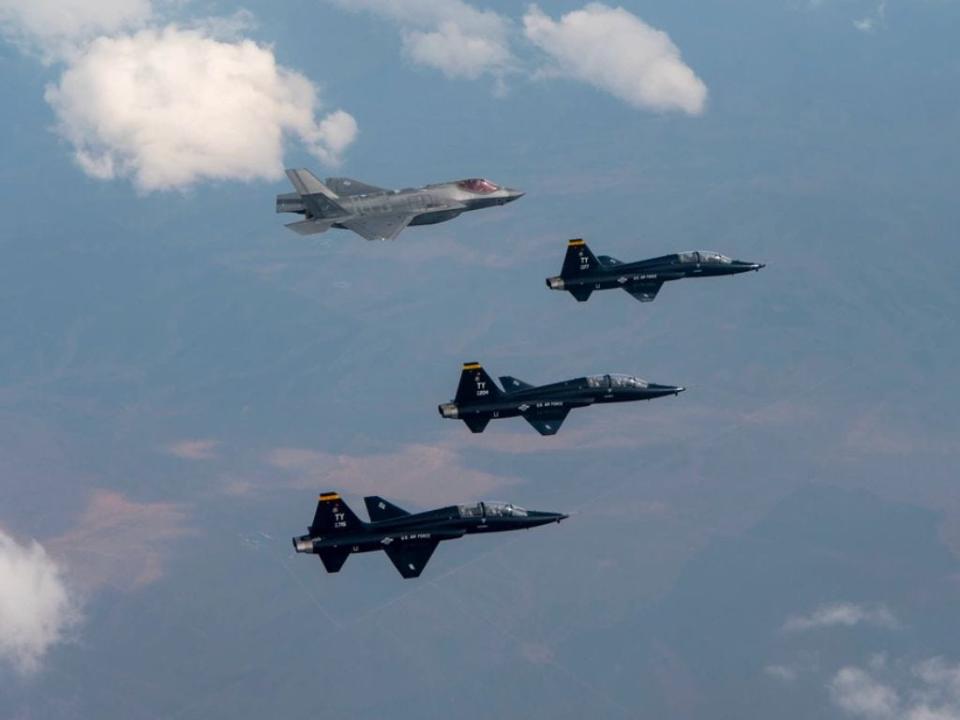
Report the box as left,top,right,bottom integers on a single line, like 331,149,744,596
293,536,314,553
438,403,459,419
546,276,565,290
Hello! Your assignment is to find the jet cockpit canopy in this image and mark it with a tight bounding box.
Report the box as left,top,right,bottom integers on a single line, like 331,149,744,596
679,251,733,264
458,502,528,518
457,178,500,194
586,374,649,389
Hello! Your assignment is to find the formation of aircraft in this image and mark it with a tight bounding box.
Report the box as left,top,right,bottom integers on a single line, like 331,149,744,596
293,492,565,578
276,169,523,241
439,362,684,436
279,168,764,577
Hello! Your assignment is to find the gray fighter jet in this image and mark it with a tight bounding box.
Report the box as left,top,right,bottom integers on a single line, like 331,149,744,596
439,362,685,436
547,238,764,303
276,169,524,241
293,491,566,578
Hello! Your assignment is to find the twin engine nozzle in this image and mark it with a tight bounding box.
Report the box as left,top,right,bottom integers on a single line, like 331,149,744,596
546,276,565,290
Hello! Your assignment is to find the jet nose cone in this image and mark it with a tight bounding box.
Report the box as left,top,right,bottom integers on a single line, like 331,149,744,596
505,188,525,202
647,383,685,398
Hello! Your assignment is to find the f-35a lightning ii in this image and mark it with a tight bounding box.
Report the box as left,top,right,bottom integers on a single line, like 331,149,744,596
547,238,764,303
276,169,524,241
293,491,566,578
438,362,685,436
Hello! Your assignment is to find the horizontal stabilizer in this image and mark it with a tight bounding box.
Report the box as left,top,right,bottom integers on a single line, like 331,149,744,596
385,540,439,579
285,219,333,235
625,282,663,302
463,415,491,433
569,286,594,302
364,496,410,522
524,408,570,436
341,213,415,241
500,376,534,392
598,255,622,266
325,177,388,197
318,547,350,573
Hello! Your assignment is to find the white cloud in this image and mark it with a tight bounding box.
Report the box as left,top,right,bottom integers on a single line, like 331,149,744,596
44,25,358,191
831,667,901,719
783,602,899,632
829,659,960,720
765,664,800,682
327,0,514,80
0,0,151,61
853,2,886,33
0,531,81,675
522,3,707,115
167,439,220,461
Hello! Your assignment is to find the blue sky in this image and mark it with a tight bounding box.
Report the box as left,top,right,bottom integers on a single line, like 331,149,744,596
1,1,960,718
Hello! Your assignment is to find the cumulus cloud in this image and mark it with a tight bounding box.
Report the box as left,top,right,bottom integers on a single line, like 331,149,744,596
783,602,899,632
1,1,357,189
44,25,357,191
829,658,960,720
522,3,707,114
831,666,901,719
0,531,81,675
0,0,151,61
327,0,514,80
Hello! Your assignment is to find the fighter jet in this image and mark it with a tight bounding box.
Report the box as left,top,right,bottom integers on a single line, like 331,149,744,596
293,491,566,578
276,169,524,241
546,238,764,303
438,362,685,436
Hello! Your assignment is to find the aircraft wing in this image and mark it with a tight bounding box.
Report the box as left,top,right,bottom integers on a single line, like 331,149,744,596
325,177,388,196
341,213,416,241
384,540,440,579
524,408,571,436
625,281,664,303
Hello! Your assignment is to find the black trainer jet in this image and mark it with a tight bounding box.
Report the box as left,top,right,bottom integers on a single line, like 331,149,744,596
293,491,566,578
546,238,764,303
438,362,684,436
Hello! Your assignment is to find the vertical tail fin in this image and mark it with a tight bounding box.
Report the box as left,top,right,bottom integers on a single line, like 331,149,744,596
285,169,349,219
309,492,365,536
286,168,339,197
561,238,600,278
455,362,502,405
